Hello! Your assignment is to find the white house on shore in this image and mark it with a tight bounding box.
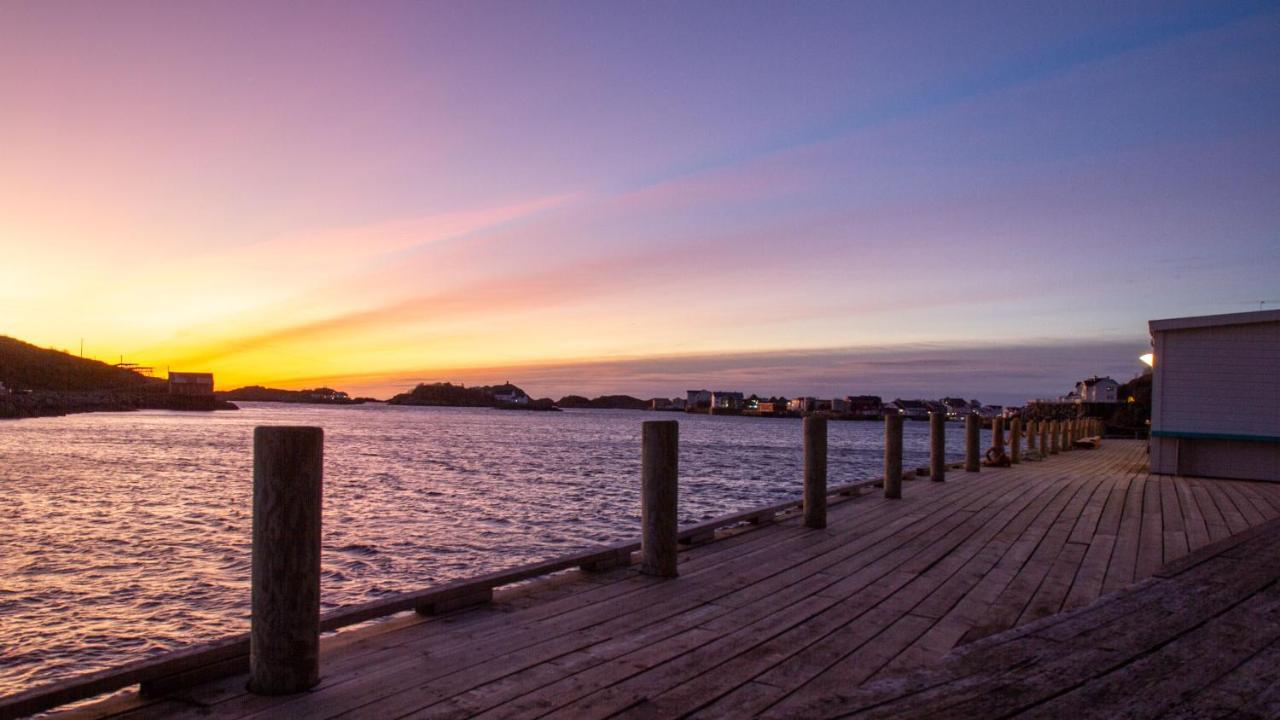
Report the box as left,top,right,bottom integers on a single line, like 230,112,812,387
493,389,529,405
1149,309,1280,482
1075,376,1120,403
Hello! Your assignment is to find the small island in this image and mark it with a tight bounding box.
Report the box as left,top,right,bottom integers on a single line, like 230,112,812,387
386,382,559,411
555,394,649,410
217,386,377,405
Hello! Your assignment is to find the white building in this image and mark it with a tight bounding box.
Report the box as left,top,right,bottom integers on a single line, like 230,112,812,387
1074,376,1120,403
1149,309,1280,482
788,397,816,413
493,390,529,405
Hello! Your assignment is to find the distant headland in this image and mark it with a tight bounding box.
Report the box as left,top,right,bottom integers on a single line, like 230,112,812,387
0,336,237,419
217,385,379,405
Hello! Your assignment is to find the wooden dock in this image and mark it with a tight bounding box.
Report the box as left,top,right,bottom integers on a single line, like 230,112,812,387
42,440,1280,718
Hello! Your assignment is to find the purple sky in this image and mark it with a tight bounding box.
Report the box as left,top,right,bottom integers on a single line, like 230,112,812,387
2,1,1277,402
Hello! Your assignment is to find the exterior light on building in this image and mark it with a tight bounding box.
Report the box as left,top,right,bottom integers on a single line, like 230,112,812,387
1139,353,1154,367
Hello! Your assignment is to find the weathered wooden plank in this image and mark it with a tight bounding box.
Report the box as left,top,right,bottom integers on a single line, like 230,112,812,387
1102,472,1147,594
1188,479,1232,544
1017,581,1280,719
1173,478,1212,552
1157,637,1280,720
1217,479,1272,528
1200,479,1251,536
1135,476,1166,580
767,531,1280,719
1059,534,1117,612
960,476,1101,642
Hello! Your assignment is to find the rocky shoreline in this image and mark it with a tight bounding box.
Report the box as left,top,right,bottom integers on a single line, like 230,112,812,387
0,390,238,420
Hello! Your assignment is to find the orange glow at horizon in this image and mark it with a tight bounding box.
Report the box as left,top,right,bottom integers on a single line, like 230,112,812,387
4,3,1275,403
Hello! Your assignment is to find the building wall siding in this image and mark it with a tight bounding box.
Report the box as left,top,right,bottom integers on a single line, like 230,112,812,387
1153,321,1280,437
1150,318,1280,481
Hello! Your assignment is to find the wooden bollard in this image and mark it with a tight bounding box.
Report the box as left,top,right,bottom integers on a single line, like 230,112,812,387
992,416,1005,456
250,426,323,696
1040,420,1050,457
1026,419,1038,456
1062,420,1072,451
929,411,946,482
1010,417,1022,464
964,413,980,472
803,416,827,529
1049,420,1060,454
884,414,903,499
640,420,679,577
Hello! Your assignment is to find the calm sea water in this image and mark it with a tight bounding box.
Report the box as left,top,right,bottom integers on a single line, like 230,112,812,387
0,403,986,696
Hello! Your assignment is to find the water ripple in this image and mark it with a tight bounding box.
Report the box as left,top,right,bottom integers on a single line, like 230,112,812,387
0,403,983,696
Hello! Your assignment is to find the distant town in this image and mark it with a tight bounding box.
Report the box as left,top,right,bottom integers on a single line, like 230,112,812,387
647,376,1125,421
377,375,1147,429
0,334,1148,429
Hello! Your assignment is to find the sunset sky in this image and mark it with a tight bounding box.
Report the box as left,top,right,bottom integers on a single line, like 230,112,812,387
2,1,1277,403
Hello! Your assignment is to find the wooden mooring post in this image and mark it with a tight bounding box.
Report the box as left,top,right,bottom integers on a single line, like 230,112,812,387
929,411,946,482
640,420,679,577
964,413,980,472
884,414,903,499
1050,420,1060,454
1010,417,1022,464
250,426,323,696
992,416,1005,457
803,416,827,529
1026,419,1038,456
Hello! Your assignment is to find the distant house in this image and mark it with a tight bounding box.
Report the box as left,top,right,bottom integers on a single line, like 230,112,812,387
845,395,882,418
649,398,672,410
168,372,213,397
686,389,712,409
941,397,971,419
756,401,784,415
979,405,1003,420
788,397,816,413
829,398,848,413
1149,309,1280,482
493,389,529,405
671,398,688,410
710,391,744,410
1075,376,1120,404
894,399,930,420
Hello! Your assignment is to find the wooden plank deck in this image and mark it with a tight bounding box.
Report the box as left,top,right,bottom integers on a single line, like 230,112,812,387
770,516,1280,719
53,440,1280,720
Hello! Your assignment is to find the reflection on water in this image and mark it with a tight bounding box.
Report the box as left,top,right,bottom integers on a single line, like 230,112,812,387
0,403,984,695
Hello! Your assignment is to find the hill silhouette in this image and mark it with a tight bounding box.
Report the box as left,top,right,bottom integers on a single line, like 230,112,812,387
0,336,151,391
